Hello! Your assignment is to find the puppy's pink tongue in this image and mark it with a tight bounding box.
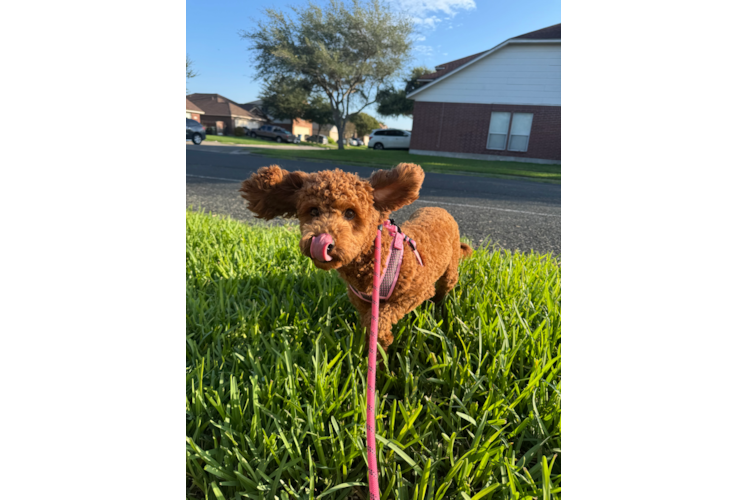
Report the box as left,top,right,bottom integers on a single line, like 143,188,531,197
311,233,334,262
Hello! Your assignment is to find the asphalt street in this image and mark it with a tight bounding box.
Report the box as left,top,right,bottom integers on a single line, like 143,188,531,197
186,145,560,255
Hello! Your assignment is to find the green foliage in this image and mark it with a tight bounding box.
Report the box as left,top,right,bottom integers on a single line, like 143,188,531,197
186,210,561,500
241,0,413,149
234,127,246,137
303,95,335,127
376,67,433,118
349,112,380,137
260,75,312,122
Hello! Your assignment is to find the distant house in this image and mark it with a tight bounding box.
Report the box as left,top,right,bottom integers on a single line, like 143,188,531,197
186,93,267,135
186,98,205,122
407,24,561,164
312,122,358,142
244,99,314,138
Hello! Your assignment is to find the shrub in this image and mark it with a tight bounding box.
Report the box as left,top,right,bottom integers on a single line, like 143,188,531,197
327,135,335,144
205,126,216,135
234,127,245,137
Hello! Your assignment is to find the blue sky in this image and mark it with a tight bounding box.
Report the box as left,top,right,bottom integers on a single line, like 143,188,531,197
186,0,560,130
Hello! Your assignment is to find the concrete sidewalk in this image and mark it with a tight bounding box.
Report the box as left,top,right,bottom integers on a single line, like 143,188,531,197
186,140,321,151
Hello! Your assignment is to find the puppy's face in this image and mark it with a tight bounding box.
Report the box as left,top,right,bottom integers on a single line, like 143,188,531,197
240,163,425,271
296,170,378,270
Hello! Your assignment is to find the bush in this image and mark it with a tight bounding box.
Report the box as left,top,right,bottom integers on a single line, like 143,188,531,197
234,127,245,137
327,135,335,144
205,126,216,135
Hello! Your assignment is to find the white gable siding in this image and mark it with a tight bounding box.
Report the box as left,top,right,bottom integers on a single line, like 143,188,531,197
412,43,560,106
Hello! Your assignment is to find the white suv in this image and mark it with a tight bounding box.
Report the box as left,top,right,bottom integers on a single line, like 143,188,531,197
367,129,411,150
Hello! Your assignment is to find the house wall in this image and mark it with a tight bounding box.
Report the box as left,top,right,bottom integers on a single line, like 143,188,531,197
201,115,227,134
293,118,313,138
413,43,560,106
187,112,202,122
410,101,560,162
270,119,314,138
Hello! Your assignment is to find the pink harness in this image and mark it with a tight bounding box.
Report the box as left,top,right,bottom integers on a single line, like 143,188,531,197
348,219,423,303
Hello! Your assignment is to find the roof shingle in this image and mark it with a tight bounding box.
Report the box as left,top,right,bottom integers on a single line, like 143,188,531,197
186,93,264,119
186,97,205,114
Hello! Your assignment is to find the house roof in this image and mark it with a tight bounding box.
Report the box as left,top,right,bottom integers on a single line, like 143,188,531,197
186,97,205,114
186,93,265,119
418,52,487,82
511,23,561,41
408,23,561,98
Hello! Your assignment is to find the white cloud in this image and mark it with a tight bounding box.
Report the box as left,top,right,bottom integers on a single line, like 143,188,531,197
413,35,427,42
413,45,434,56
390,0,476,32
397,0,476,18
412,15,442,29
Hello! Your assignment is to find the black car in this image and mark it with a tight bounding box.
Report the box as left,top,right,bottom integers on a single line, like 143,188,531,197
186,119,206,145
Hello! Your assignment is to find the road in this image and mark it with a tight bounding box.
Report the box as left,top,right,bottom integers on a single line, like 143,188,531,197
186,145,560,256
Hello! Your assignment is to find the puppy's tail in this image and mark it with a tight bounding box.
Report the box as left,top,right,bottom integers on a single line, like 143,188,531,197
460,242,473,259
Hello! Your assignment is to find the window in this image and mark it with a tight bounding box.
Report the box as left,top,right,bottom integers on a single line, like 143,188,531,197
486,112,534,152
508,113,533,152
487,112,510,150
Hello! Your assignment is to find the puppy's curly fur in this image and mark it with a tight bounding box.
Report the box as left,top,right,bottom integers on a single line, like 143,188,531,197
240,163,472,351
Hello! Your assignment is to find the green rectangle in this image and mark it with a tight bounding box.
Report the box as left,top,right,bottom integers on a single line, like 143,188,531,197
561,87,748,163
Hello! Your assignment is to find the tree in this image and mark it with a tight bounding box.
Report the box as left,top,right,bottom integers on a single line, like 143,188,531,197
350,112,380,137
259,75,311,121
376,66,433,118
241,0,414,150
303,95,334,129
186,55,199,93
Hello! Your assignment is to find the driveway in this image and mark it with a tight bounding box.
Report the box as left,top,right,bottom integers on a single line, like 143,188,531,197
186,146,560,256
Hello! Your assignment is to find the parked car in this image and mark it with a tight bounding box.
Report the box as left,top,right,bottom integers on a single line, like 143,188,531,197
249,125,300,143
348,137,364,146
186,118,206,145
367,129,411,150
306,134,328,144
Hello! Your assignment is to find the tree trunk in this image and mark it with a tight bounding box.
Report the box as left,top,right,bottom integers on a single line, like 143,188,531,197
336,117,347,150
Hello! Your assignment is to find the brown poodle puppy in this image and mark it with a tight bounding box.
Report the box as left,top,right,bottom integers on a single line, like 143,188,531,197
240,163,472,352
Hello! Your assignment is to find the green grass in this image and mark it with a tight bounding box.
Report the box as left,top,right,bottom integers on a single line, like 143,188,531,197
204,134,322,147
187,210,561,500
249,147,561,182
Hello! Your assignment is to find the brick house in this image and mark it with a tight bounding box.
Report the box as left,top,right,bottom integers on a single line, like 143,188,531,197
407,24,561,164
186,93,267,135
186,97,205,122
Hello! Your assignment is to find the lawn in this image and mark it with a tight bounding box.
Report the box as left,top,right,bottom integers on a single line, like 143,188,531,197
204,134,325,147
186,210,561,500
249,147,561,182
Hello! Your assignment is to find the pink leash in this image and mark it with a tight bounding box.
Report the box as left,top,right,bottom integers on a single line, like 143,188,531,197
366,224,382,499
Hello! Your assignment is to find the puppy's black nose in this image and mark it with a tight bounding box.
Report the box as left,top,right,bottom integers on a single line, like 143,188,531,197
327,243,334,254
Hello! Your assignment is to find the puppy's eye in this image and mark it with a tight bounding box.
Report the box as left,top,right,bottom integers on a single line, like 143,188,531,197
344,209,355,220
310,208,320,217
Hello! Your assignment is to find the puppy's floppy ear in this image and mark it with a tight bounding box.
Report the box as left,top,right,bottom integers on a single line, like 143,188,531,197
240,165,308,220
369,163,425,213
